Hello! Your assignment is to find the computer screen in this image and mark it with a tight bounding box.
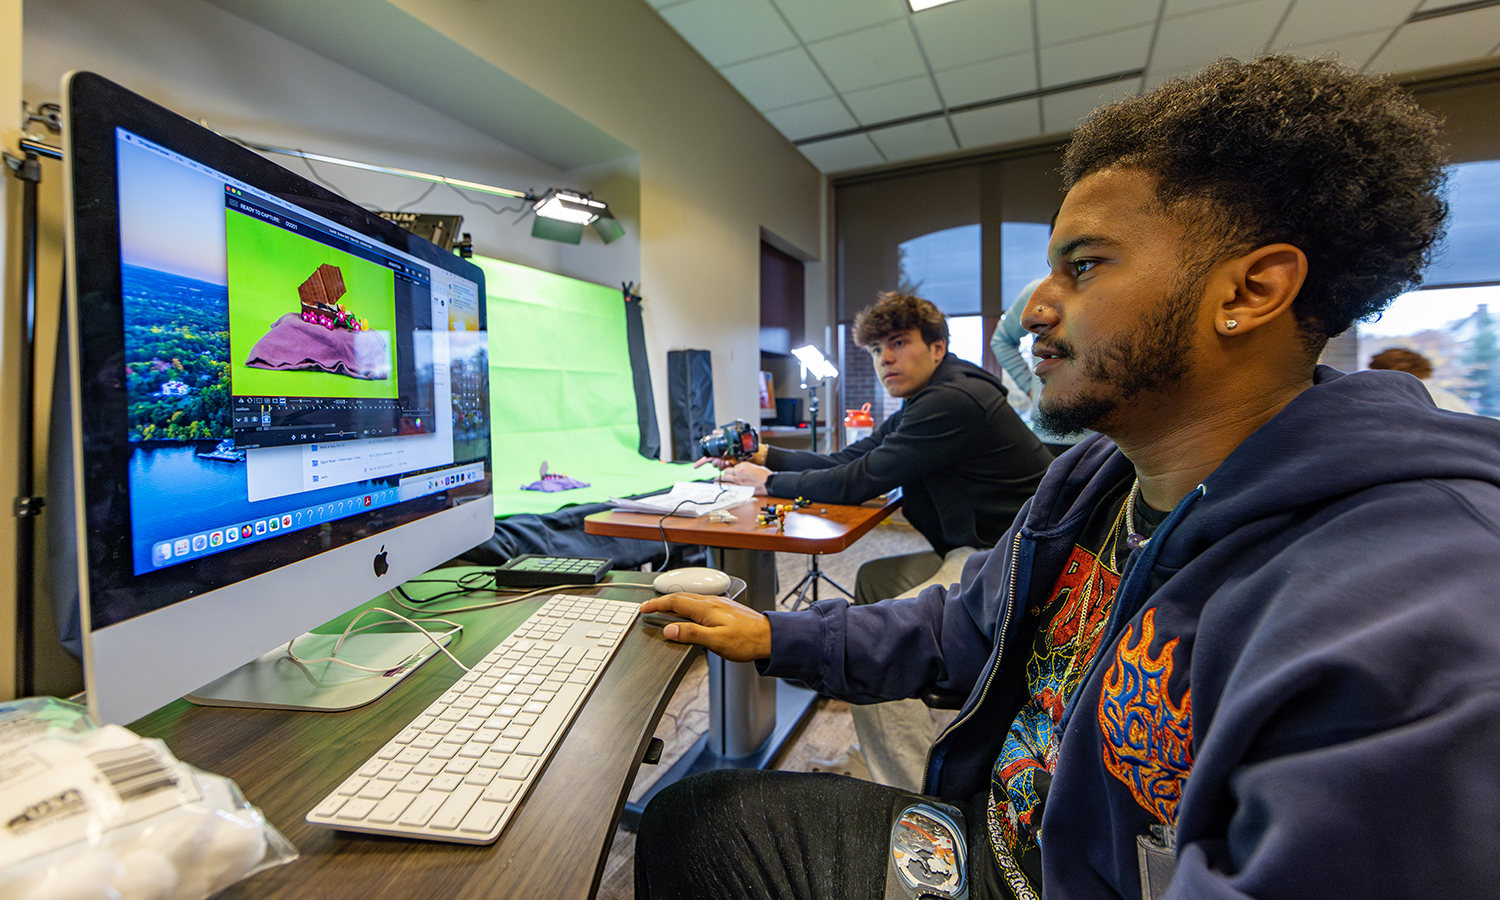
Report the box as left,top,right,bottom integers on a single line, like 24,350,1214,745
61,71,494,725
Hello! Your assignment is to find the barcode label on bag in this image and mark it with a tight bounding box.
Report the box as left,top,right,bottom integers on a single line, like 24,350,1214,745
88,744,179,801
0,730,203,869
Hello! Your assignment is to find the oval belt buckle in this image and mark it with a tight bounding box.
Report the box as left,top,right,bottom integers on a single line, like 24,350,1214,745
887,800,969,900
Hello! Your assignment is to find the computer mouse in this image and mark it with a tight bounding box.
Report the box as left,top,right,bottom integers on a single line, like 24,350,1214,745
653,567,731,594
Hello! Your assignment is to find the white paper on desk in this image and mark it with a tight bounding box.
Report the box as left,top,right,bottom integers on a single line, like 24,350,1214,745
607,482,754,517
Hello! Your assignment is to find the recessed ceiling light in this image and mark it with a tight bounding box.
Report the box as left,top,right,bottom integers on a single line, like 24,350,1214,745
909,0,965,11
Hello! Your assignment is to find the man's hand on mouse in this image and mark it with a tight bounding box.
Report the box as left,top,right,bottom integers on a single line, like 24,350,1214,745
639,593,772,662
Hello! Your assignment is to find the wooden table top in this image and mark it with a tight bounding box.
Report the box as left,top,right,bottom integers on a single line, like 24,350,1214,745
128,571,695,900
584,494,900,554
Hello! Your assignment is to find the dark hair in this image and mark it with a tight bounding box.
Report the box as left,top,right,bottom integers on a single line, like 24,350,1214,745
1369,347,1433,379
853,292,948,347
1062,56,1448,350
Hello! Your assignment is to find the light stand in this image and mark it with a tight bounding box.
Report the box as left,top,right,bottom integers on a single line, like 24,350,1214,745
806,379,821,455
781,346,849,609
6,134,60,697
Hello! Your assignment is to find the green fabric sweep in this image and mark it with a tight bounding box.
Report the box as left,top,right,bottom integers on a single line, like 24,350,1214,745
474,256,683,516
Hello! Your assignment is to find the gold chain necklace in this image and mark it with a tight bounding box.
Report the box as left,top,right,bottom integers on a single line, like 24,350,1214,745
1125,477,1151,550
1069,483,1135,678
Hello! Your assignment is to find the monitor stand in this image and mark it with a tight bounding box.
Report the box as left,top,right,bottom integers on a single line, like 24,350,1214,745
184,628,453,712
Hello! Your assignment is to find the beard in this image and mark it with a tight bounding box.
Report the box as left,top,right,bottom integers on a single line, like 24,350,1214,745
1034,269,1204,437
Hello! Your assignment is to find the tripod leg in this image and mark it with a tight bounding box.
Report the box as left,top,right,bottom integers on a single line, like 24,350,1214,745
782,554,855,609
815,570,853,599
807,555,853,603
780,568,816,610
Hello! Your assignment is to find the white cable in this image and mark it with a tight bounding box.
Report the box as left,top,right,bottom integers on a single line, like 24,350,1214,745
285,606,470,674
294,576,665,675
391,579,659,615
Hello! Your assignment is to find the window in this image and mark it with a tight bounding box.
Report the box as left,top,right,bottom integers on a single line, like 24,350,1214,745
898,224,980,316
834,147,1066,429
1425,160,1500,289
1360,285,1500,416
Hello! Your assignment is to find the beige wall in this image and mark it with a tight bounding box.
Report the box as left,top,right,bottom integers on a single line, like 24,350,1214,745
386,0,826,439
23,0,579,269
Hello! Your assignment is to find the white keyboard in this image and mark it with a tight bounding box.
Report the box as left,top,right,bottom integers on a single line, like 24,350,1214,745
306,593,640,843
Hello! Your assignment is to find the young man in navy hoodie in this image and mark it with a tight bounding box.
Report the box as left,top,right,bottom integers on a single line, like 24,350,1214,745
637,56,1500,900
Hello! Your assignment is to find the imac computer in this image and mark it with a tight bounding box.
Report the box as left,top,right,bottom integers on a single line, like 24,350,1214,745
61,72,494,726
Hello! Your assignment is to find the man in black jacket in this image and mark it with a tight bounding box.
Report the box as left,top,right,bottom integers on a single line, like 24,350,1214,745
712,292,1054,789
715,292,1053,604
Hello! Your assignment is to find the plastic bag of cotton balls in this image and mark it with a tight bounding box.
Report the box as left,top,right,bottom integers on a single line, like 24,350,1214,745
0,698,297,900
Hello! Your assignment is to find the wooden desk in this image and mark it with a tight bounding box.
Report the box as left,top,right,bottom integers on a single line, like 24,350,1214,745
584,496,898,813
129,571,695,900
584,494,898,556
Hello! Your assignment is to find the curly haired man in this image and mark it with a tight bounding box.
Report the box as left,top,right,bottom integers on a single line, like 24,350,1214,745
636,56,1500,900
711,290,1053,604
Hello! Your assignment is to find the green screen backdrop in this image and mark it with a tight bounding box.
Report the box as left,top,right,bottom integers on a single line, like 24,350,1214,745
476,256,680,515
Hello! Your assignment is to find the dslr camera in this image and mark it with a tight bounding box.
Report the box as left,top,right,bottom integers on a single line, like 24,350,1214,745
699,420,760,462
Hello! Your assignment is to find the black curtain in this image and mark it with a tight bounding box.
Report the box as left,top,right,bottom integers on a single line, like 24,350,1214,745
668,349,714,462
622,285,661,459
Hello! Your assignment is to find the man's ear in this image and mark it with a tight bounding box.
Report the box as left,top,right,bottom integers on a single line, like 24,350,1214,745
931,337,947,360
1216,243,1307,337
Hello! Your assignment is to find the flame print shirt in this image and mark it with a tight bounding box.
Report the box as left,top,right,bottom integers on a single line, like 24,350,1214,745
986,478,1172,899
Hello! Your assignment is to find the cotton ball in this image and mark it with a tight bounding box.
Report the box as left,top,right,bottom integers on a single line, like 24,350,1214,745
197,777,237,811
11,849,121,900
0,864,51,900
112,849,178,900
154,810,266,900
196,814,267,897
144,810,216,900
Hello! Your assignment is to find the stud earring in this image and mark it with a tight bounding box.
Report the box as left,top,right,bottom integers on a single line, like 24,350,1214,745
1225,319,1238,330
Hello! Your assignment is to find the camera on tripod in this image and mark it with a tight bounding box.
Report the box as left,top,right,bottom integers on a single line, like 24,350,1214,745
699,420,760,463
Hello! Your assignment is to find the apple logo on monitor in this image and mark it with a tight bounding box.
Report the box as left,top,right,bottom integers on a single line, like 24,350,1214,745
373,545,389,578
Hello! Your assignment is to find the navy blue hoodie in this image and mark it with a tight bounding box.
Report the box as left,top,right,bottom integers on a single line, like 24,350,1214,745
764,367,1500,898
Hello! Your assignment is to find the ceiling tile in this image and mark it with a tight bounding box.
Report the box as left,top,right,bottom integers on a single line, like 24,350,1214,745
1040,24,1153,87
773,0,909,44
934,51,1038,107
764,96,859,141
1140,66,1176,91
1163,0,1272,15
867,117,960,163
647,0,689,8
1266,29,1394,73
659,0,799,68
950,98,1043,148
911,0,1035,70
1147,0,1287,81
720,47,836,110
1270,0,1410,47
1366,9,1500,75
843,75,943,125
1036,0,1160,46
797,133,888,172
808,19,930,93
1041,78,1143,134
